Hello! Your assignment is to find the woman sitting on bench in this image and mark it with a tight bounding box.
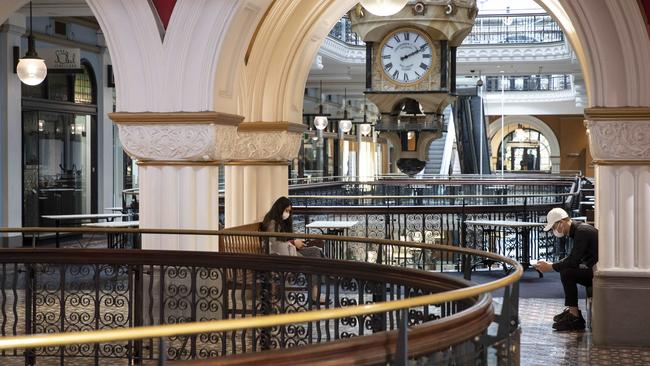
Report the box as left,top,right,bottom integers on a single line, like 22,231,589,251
262,196,323,258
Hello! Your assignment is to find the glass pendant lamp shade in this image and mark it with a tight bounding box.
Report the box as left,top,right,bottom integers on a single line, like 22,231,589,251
360,0,409,16
339,120,353,133
18,1,47,86
314,116,329,130
17,57,47,86
359,123,372,136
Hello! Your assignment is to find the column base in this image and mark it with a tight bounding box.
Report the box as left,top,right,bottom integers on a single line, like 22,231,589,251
593,270,650,346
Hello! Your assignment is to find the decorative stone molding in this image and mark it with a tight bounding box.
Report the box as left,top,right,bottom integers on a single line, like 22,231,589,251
457,42,572,62
484,89,576,103
585,119,650,161
109,111,243,162
111,113,305,163
109,111,243,125
117,123,237,161
218,129,303,162
320,36,366,64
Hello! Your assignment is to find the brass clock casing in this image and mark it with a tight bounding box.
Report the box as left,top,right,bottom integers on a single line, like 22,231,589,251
377,27,436,88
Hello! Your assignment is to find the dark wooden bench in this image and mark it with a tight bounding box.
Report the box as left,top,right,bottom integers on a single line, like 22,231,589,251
219,222,267,254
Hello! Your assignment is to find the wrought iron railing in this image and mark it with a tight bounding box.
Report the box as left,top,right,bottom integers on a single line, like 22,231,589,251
0,227,522,365
484,74,572,92
328,15,364,46
463,14,564,45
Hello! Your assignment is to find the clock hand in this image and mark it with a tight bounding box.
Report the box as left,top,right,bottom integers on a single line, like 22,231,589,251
400,44,428,61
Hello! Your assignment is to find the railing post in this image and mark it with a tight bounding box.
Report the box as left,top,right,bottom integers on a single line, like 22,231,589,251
461,198,471,280
24,264,35,366
158,337,166,366
133,265,144,365
394,308,408,366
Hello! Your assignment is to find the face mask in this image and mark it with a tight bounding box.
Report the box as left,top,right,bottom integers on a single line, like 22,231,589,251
282,212,290,220
553,227,564,238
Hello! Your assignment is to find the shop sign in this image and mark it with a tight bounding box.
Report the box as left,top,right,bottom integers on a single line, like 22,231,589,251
40,48,82,71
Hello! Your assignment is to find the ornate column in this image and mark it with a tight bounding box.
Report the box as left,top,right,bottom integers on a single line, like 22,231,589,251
223,122,305,228
585,108,650,346
109,112,242,250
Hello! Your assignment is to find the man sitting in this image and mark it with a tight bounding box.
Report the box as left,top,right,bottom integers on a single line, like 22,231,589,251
535,208,598,331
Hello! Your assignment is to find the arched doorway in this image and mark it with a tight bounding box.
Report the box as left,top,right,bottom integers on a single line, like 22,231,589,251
489,115,561,172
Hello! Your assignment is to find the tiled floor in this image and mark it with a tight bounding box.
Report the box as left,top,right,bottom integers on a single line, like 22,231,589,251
518,298,650,366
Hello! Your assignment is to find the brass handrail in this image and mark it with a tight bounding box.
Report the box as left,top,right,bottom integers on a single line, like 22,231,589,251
0,227,523,351
288,192,574,200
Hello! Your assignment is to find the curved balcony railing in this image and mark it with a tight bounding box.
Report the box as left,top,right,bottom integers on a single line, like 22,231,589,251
484,74,572,92
328,15,364,46
462,14,564,45
0,227,522,365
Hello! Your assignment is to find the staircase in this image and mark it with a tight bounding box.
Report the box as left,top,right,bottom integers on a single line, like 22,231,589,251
424,108,452,175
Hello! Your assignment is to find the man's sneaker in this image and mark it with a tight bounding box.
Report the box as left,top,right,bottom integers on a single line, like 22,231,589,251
553,308,571,322
553,311,585,331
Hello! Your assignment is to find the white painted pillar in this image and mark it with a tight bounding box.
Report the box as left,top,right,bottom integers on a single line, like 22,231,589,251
0,16,24,247
586,116,650,272
585,111,650,346
224,163,288,228
96,31,115,209
139,163,220,250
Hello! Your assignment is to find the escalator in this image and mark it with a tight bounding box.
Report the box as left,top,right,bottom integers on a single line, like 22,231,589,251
453,88,491,174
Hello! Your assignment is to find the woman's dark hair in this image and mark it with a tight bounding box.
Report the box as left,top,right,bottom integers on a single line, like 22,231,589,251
262,196,293,233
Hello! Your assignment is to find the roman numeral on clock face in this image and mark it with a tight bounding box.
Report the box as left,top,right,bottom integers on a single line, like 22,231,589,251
420,63,429,70
393,34,400,43
384,63,393,71
392,70,399,80
404,32,410,41
382,55,391,60
403,73,409,82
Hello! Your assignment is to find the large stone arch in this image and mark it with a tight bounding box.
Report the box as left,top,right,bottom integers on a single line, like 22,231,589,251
488,115,561,172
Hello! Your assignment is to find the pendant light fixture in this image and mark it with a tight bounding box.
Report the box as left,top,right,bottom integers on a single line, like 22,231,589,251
17,1,47,86
360,0,409,17
339,88,352,133
314,80,329,130
360,95,372,136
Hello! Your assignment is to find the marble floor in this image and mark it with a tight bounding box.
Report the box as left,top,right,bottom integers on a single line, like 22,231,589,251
518,298,650,366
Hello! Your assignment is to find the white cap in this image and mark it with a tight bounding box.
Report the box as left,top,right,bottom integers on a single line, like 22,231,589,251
543,207,569,231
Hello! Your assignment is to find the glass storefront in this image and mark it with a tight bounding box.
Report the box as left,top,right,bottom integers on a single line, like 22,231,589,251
21,62,97,229
23,111,94,226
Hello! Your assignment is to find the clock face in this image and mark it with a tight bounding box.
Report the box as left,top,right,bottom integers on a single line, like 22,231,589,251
380,28,434,84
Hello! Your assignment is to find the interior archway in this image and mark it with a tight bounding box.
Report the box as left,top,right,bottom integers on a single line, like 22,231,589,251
489,115,561,172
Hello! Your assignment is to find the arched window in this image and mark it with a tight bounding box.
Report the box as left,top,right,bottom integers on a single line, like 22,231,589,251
74,62,95,104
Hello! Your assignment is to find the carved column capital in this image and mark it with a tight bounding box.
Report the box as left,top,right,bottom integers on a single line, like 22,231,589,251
585,108,650,163
109,113,307,163
219,121,307,162
109,111,242,162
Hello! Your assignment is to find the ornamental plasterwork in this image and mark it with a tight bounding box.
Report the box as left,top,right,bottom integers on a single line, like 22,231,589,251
118,124,236,161
217,130,303,161
118,123,302,162
484,89,576,103
320,37,365,64
457,42,571,62
585,120,650,160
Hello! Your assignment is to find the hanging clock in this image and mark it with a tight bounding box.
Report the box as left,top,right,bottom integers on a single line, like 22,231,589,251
378,27,435,85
